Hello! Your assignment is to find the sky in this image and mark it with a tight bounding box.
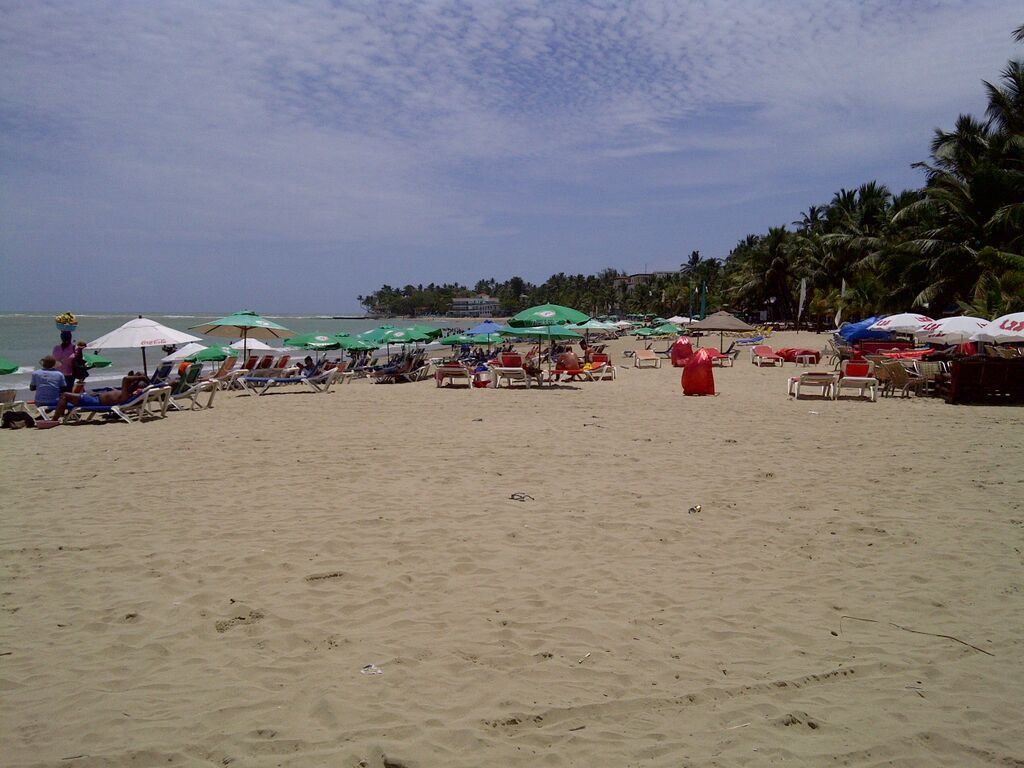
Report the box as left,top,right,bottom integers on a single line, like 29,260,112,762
1,1,1020,314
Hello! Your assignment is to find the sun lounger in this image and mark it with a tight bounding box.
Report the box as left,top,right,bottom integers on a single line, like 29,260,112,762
633,349,661,368
435,362,474,388
64,385,171,424
877,359,924,398
164,363,216,410
834,360,878,401
491,353,536,388
788,371,836,399
751,345,784,366
149,361,175,385
589,353,616,380
549,365,593,382
241,368,340,396
736,335,764,346
202,356,238,384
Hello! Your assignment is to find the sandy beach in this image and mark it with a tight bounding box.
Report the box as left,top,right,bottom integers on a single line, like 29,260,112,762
2,330,1022,767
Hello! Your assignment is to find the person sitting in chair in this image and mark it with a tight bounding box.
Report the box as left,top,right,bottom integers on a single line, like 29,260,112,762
51,373,151,420
552,349,582,381
30,356,67,411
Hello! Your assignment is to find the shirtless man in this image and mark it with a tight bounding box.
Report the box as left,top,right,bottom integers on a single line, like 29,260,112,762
52,373,151,419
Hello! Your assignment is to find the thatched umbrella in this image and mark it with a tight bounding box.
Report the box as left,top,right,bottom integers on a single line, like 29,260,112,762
688,311,755,352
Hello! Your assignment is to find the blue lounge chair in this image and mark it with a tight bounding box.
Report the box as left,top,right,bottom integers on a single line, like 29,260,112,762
64,385,172,424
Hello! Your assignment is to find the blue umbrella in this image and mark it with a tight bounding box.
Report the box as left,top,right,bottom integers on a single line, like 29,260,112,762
838,317,892,343
466,319,503,336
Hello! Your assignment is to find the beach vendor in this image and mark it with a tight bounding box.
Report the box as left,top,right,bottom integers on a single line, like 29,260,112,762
52,330,77,389
29,355,68,410
51,373,150,420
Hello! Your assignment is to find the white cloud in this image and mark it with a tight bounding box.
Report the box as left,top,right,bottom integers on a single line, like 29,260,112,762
1,0,1020,310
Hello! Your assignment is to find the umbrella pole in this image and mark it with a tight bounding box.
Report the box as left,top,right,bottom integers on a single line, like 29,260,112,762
142,346,148,377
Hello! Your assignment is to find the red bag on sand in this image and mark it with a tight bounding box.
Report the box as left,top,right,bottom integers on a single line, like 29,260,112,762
681,348,715,396
670,337,694,367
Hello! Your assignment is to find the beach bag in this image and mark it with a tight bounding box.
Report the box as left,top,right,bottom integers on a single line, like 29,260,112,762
681,348,715,396
2,411,35,429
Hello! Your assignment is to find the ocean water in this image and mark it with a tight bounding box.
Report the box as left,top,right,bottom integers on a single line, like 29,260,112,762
0,313,462,397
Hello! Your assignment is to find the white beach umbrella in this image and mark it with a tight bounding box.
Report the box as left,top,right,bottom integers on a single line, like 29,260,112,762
228,338,277,352
667,315,693,325
867,313,934,334
971,312,1024,343
86,316,202,375
915,316,989,344
161,342,208,362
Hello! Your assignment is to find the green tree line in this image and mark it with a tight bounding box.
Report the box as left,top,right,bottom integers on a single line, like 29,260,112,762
359,26,1023,325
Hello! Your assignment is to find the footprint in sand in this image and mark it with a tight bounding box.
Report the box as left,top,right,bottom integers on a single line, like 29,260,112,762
772,711,823,731
215,609,264,633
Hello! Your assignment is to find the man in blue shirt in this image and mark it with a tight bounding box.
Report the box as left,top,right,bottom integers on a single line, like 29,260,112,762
30,355,67,408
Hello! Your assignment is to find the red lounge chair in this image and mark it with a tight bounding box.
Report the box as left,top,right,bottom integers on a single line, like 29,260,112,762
589,353,616,380
751,345,784,366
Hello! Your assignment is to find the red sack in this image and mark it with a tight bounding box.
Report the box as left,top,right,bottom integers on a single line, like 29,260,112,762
670,337,694,367
681,348,715,396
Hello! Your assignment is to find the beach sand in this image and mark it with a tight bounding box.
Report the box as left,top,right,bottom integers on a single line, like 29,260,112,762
2,331,1022,767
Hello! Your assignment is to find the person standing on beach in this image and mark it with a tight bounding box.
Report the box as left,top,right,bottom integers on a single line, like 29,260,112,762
52,330,77,390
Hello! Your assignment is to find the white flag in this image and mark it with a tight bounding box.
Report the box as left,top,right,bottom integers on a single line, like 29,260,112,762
797,278,807,322
833,278,846,328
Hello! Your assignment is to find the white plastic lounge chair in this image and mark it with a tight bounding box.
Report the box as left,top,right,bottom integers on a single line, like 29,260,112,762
169,378,218,410
64,385,171,424
490,353,533,388
633,349,661,368
788,371,837,399
834,360,878,401
435,363,474,388
0,390,28,417
242,368,340,396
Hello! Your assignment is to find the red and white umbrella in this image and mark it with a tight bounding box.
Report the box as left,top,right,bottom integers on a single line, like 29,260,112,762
971,312,1024,343
868,313,934,334
915,316,989,344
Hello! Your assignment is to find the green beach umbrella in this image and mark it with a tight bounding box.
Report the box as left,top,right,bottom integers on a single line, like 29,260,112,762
632,327,659,337
498,325,582,340
507,304,588,372
356,325,397,344
380,328,432,344
508,303,589,328
439,334,476,346
284,333,342,350
189,310,292,362
403,324,443,339
0,357,19,375
653,323,683,335
334,336,378,351
82,351,113,368
185,346,232,362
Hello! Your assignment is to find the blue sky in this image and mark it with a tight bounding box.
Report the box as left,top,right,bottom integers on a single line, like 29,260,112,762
1,1,1020,313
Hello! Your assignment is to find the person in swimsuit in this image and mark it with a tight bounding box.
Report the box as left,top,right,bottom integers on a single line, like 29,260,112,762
51,373,151,419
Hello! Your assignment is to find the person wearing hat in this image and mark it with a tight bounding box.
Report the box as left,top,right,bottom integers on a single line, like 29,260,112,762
29,355,68,411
